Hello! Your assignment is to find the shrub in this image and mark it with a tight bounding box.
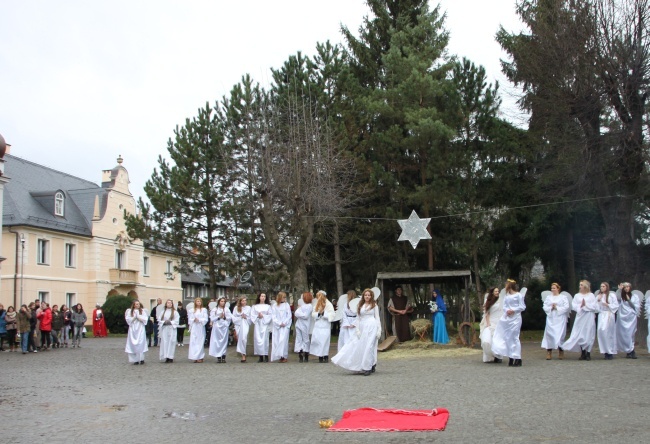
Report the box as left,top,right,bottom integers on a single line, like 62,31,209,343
102,294,134,334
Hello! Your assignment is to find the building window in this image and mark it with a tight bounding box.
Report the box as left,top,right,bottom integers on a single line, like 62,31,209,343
38,291,50,303
194,264,203,273
165,260,174,279
55,192,65,216
115,250,125,269
66,293,77,308
65,243,76,268
143,256,150,276
37,239,49,265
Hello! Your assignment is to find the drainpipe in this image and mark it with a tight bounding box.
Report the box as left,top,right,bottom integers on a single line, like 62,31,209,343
7,226,20,308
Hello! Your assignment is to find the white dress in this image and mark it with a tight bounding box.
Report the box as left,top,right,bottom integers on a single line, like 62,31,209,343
616,294,640,354
250,303,272,356
158,308,180,360
541,294,570,349
337,305,358,353
310,300,335,357
232,306,252,356
596,292,619,355
188,307,208,360
270,302,292,361
125,308,149,363
293,302,312,353
332,304,380,372
491,292,526,359
562,293,597,352
209,306,232,358
479,294,503,362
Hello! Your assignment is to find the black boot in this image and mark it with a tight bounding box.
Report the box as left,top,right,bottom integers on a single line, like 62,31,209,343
371,364,376,373
579,349,586,360
304,354,308,362
298,351,304,363
324,356,329,363
585,352,591,361
264,355,268,362
217,357,222,363
319,356,323,363
222,355,226,363
493,357,503,364
629,350,638,359
258,355,264,363
508,358,514,366
514,359,522,367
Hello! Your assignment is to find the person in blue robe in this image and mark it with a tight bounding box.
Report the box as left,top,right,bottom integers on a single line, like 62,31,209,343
432,289,450,344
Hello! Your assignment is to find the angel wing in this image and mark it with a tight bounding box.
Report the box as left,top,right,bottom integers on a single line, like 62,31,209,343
349,297,361,313
333,294,348,322
560,291,573,311
499,288,506,299
371,287,381,301
185,302,195,313
541,290,552,304
208,301,217,310
520,287,528,299
646,291,650,319
616,288,622,302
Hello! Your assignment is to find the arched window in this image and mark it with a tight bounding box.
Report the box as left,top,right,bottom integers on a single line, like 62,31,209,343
54,192,64,216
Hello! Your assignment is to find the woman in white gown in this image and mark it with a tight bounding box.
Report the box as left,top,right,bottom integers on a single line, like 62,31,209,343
563,280,597,360
337,290,358,353
250,293,272,362
491,279,526,367
616,282,640,359
209,297,231,363
270,292,292,362
232,296,252,363
479,287,502,363
293,292,313,363
310,291,335,362
158,299,179,363
332,289,381,376
188,298,208,363
595,282,619,360
125,300,148,365
541,283,570,360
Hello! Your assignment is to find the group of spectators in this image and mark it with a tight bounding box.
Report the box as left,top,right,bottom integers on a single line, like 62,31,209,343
0,301,88,353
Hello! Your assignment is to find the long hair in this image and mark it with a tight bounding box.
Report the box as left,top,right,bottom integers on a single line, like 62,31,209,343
600,282,610,302
620,283,632,301
162,299,176,319
346,290,356,308
302,292,313,305
484,287,499,312
75,303,84,314
579,280,591,292
236,296,247,313
130,300,143,316
255,293,270,305
276,291,287,305
358,288,376,314
315,291,327,313
505,279,519,293
193,297,203,311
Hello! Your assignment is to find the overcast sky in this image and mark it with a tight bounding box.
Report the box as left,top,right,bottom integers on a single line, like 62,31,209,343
1,0,525,201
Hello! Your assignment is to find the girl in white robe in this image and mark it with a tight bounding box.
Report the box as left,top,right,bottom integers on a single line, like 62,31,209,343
491,279,526,367
250,293,272,362
293,292,313,363
270,292,292,362
616,283,640,359
124,301,148,365
209,297,232,363
310,291,335,362
158,300,180,363
479,287,502,363
338,290,359,353
595,282,619,359
232,296,252,363
563,280,597,360
332,288,381,376
541,283,570,359
188,298,208,363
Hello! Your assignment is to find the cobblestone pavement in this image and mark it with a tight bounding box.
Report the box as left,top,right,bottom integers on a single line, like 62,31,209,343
1,337,648,443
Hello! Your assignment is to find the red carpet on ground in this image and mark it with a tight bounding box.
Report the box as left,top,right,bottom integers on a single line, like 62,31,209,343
327,407,449,432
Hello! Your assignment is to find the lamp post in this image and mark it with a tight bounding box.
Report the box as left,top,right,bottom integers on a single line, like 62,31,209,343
20,233,25,307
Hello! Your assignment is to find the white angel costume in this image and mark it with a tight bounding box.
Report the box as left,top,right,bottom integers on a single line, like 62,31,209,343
293,300,312,353
338,303,359,352
646,291,650,353
310,299,335,358
209,306,232,359
232,305,252,356
331,303,380,373
250,303,272,357
491,291,526,360
270,302,292,361
541,292,570,350
616,290,641,356
563,292,597,354
595,291,619,356
479,293,503,362
158,308,180,361
125,308,149,363
188,307,208,361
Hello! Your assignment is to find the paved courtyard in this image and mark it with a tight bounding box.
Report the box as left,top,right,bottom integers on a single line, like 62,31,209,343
1,337,648,443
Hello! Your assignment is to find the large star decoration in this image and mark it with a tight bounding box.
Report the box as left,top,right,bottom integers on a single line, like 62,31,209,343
398,210,432,249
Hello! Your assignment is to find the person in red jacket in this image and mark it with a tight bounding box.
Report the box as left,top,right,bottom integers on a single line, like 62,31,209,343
37,302,53,350
92,304,108,337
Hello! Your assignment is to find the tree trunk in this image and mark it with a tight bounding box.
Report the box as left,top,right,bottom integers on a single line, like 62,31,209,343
333,222,343,296
566,227,576,294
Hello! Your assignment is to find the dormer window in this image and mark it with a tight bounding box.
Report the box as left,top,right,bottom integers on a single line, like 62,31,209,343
54,192,65,216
